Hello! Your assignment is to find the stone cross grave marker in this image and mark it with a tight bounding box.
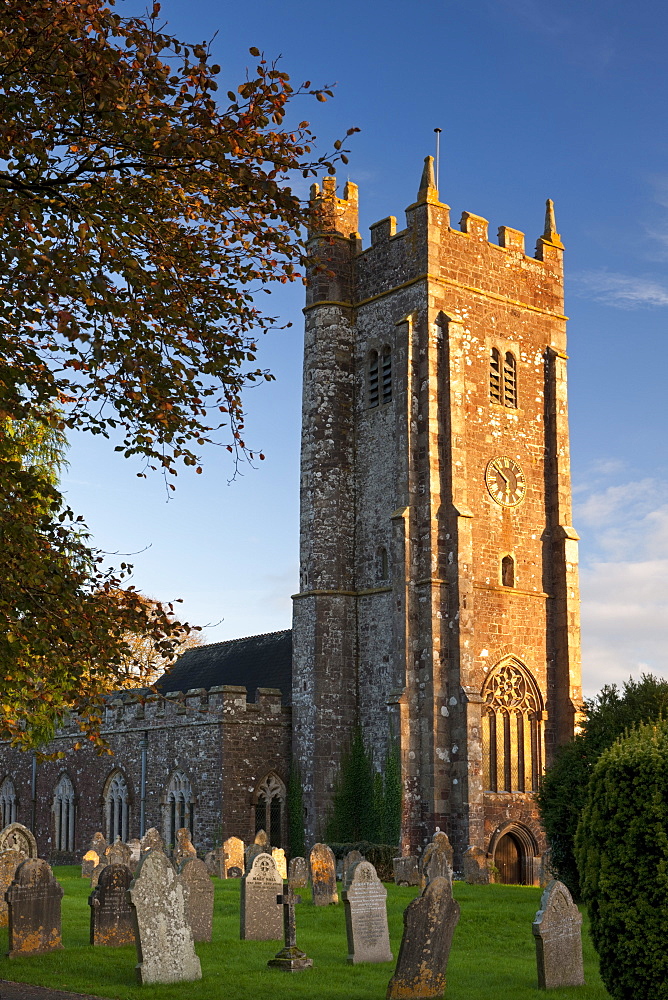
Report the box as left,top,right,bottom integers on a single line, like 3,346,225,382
6,859,64,958
128,849,201,984
288,856,309,891
106,837,132,867
532,879,585,989
272,847,287,879
344,860,393,965
88,863,135,947
179,857,214,942
386,876,460,999
140,827,164,854
393,856,419,887
267,885,313,972
173,827,197,868
0,823,37,859
420,832,453,888
342,850,364,890
0,850,26,928
462,846,490,885
309,843,338,906
223,836,244,877
240,852,283,940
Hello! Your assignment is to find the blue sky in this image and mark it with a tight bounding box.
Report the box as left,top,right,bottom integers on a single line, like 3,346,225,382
63,0,668,698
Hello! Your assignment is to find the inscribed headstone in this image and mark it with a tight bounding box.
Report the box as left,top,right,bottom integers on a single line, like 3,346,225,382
240,852,283,940
393,856,420,887
462,846,490,885
178,857,214,942
0,850,26,927
288,856,309,890
105,837,132,867
82,850,99,879
0,823,37,859
128,849,201,984
309,843,338,906
344,860,393,964
254,828,269,848
343,849,364,890
140,827,164,854
89,864,135,946
223,836,244,876
6,859,64,957
91,861,108,887
532,879,585,989
386,876,460,999
272,847,287,880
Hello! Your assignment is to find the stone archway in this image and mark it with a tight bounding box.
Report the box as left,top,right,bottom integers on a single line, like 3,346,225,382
490,822,539,885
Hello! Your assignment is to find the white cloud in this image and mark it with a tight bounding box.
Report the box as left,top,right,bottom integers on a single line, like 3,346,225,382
570,270,668,309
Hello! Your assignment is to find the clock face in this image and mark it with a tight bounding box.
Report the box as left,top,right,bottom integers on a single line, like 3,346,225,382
485,457,527,507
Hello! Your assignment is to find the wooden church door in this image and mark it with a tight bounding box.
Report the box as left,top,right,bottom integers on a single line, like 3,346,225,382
495,833,521,884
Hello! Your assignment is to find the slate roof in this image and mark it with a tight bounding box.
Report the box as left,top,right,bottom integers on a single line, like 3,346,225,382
155,629,292,705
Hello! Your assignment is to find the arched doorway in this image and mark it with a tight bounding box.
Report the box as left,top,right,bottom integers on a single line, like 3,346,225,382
490,822,539,885
495,832,522,884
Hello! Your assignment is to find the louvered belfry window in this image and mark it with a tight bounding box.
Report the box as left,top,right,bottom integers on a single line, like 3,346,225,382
368,350,379,407
490,348,502,403
381,346,392,403
490,348,518,407
503,352,517,407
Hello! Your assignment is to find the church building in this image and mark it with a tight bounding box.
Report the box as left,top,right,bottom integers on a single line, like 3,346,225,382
0,161,581,884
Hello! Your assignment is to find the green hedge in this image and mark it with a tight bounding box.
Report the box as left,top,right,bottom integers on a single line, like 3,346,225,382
575,719,668,1000
326,841,398,882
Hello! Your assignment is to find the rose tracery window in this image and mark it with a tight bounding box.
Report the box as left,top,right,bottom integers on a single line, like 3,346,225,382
481,658,544,794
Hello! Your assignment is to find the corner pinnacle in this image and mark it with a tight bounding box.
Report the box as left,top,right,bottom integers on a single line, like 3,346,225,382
417,155,438,202
542,198,564,249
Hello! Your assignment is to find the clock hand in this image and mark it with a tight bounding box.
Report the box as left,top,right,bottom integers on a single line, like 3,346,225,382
494,463,510,486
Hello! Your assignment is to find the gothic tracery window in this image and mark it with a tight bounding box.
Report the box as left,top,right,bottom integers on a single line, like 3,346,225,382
165,770,194,848
53,773,75,851
0,777,17,827
254,773,286,849
481,659,544,794
104,770,130,843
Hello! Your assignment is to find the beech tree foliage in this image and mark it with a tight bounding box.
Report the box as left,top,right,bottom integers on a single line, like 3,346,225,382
0,0,355,749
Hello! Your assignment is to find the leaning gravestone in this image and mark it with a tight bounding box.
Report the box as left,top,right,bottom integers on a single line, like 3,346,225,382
0,823,37,859
272,847,287,880
223,836,244,877
173,827,197,868
462,846,490,885
343,849,364,890
0,850,26,927
179,857,214,942
106,837,132,867
7,859,64,957
393,856,420,887
129,849,201,984
240,852,283,940
140,827,164,854
344,860,393,965
89,864,135,946
288,856,309,891
310,843,338,906
386,876,460,999
532,879,585,989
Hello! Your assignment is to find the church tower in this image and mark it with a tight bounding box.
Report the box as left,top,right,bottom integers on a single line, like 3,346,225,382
291,161,581,881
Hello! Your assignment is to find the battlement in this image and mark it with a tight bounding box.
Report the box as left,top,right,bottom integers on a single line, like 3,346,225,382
309,176,359,238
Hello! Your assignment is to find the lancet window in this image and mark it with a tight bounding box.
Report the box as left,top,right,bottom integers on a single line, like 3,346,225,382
254,773,286,849
501,555,515,588
165,770,194,848
0,777,17,827
104,770,130,843
481,659,544,794
53,773,75,851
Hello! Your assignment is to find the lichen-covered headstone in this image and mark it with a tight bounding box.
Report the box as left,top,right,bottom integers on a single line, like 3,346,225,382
179,857,214,942
532,879,585,989
462,846,490,885
386,876,460,999
82,850,100,879
223,836,244,876
91,861,108,887
254,828,269,848
127,839,141,868
88,864,135,947
309,843,338,906
88,831,107,858
0,823,37,859
393,856,420,887
288,856,309,891
272,847,287,880
420,832,453,888
0,850,26,927
106,837,132,867
204,846,226,878
140,827,164,855
128,849,201,984
173,827,197,868
342,849,364,890
344,861,393,965
6,859,64,957
240,852,283,941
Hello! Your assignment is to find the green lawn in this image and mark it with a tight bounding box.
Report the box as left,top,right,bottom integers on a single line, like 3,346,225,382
0,866,609,999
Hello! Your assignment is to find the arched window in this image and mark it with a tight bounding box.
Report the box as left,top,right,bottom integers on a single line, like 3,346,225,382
53,774,75,852
501,555,515,588
254,773,286,849
0,777,17,827
165,770,194,849
376,546,389,582
381,346,392,403
503,352,517,407
104,770,130,844
490,348,502,403
481,659,544,794
368,350,379,408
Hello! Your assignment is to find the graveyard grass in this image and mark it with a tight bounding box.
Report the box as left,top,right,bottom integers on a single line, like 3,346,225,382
0,867,610,1000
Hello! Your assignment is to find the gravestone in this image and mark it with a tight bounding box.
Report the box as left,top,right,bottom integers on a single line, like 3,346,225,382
88,864,135,946
127,839,142,868
6,859,64,957
288,856,309,890
393,856,420,887
386,876,460,999
462,846,490,885
420,832,454,888
272,847,287,880
88,831,108,858
82,850,100,879
532,879,585,989
128,849,201,984
223,836,244,876
342,850,364,890
310,843,338,906
0,823,37,859
538,850,554,889
140,827,164,854
106,837,132,867
179,857,214,942
255,828,269,848
245,842,264,873
91,861,107,887
204,846,226,878
173,827,197,868
240,852,283,940
228,866,242,878
344,860,393,964
267,886,313,972
0,849,26,927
